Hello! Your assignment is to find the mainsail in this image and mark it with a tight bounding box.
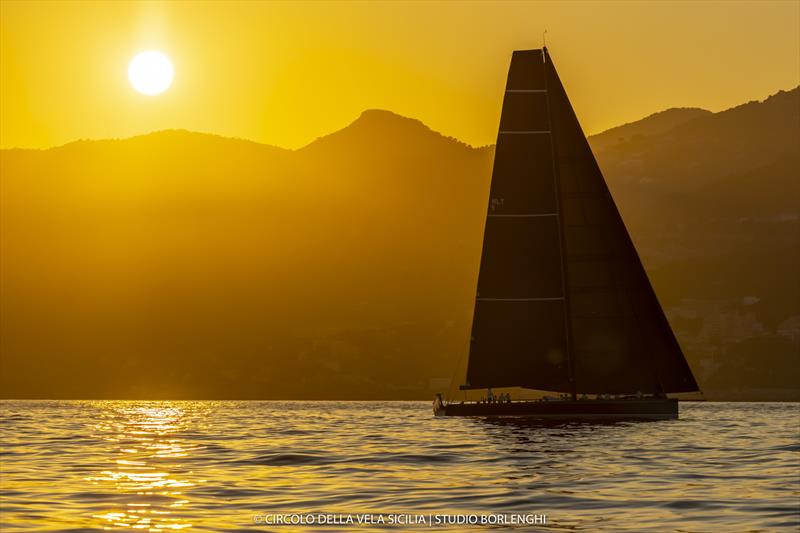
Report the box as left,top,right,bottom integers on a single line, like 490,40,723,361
463,49,699,395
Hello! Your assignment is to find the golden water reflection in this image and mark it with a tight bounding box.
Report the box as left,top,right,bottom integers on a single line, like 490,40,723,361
3,401,798,532
85,403,201,531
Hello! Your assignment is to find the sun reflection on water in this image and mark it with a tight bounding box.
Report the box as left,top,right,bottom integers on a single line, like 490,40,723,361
85,403,200,531
1,401,798,532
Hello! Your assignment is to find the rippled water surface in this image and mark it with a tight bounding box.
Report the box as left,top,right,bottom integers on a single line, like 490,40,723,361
1,401,798,532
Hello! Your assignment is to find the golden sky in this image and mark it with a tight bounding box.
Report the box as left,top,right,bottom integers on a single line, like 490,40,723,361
1,0,798,149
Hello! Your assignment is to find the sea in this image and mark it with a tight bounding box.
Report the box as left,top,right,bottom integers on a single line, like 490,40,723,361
0,400,798,532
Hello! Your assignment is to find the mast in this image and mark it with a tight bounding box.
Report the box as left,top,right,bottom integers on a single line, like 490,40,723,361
542,47,577,401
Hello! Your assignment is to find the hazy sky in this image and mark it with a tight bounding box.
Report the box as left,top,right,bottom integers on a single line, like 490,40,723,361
1,0,798,149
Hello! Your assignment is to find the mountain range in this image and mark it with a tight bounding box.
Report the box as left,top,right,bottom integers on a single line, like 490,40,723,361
1,86,798,400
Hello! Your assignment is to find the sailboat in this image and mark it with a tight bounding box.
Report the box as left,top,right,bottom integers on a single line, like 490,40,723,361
434,48,700,419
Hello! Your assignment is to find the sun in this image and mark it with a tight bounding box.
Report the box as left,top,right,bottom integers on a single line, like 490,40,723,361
128,51,173,96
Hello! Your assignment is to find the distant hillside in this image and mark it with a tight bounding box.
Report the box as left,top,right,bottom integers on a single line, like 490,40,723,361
0,115,492,400
589,107,712,153
587,87,800,256
589,87,800,400
301,109,474,154
1,87,798,400
590,87,800,190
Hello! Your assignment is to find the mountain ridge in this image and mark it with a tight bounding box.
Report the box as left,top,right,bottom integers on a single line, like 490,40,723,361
588,107,713,152
3,86,795,155
1,85,797,400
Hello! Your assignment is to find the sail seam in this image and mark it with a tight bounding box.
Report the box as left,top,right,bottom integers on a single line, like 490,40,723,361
487,213,558,218
476,297,565,301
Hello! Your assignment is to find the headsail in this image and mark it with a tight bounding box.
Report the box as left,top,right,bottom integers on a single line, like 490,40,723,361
463,49,699,395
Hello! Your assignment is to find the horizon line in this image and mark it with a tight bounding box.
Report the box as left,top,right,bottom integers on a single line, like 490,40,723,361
2,84,796,152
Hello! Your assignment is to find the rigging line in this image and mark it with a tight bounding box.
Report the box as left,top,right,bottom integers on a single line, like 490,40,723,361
446,325,471,401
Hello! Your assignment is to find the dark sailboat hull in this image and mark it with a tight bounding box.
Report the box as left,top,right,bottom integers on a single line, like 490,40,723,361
434,398,678,420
